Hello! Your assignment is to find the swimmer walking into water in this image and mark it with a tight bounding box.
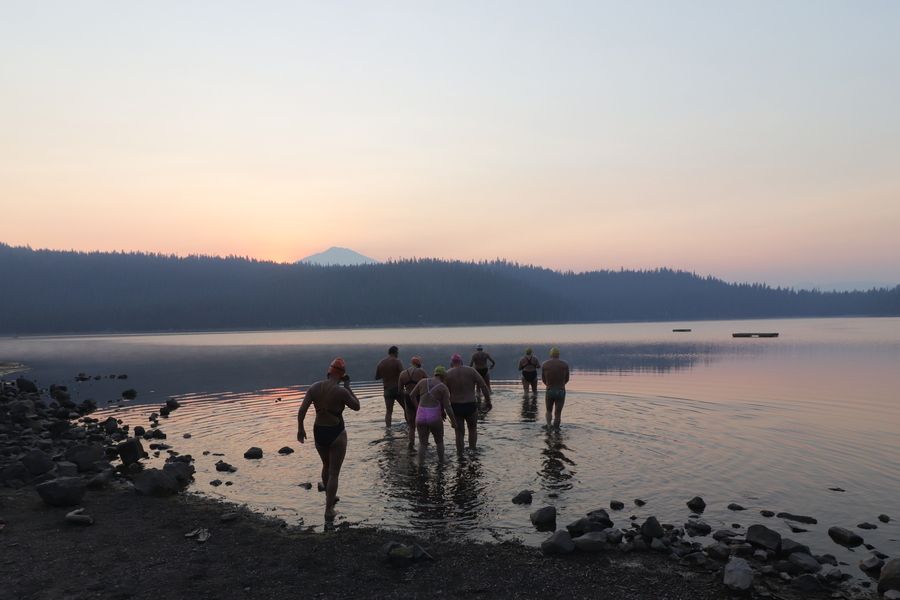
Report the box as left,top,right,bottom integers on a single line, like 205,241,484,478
469,345,496,398
398,356,427,448
518,347,540,398
297,358,360,522
541,347,570,429
375,345,404,427
408,365,457,466
446,353,491,455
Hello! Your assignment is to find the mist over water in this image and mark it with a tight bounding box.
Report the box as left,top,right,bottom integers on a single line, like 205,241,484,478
2,317,898,578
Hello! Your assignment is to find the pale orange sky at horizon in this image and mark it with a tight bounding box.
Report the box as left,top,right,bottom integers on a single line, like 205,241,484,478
2,2,899,290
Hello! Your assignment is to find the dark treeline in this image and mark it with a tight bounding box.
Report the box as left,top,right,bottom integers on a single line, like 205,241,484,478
0,243,897,334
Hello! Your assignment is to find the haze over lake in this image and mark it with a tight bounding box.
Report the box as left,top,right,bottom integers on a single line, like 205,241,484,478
3,316,898,578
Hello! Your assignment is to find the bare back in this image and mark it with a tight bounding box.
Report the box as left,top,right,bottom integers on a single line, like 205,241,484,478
470,351,493,369
409,377,450,409
445,365,489,404
307,380,353,426
375,357,404,390
398,366,427,393
519,355,539,372
541,358,570,389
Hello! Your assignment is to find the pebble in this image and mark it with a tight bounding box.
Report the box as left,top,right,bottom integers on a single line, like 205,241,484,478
634,498,646,507
65,508,94,526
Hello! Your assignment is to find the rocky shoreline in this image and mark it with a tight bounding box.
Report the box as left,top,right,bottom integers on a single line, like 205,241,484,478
1,376,897,599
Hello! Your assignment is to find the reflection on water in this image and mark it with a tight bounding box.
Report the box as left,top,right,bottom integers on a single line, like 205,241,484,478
1,317,899,579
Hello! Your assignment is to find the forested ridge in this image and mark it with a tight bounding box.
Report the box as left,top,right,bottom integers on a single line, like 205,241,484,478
1,243,897,334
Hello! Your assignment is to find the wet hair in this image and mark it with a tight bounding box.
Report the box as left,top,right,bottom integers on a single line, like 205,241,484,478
525,348,533,355
550,347,560,358
388,345,398,356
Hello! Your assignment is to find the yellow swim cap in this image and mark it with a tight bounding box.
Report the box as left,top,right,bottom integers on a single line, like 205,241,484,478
525,347,533,355
433,365,447,376
550,347,560,358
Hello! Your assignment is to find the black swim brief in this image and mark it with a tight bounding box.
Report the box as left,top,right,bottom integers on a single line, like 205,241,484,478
476,367,490,380
384,386,403,406
451,402,478,418
313,419,345,447
522,370,537,383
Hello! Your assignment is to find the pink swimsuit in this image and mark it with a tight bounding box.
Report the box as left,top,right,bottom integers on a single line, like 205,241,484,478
415,378,444,425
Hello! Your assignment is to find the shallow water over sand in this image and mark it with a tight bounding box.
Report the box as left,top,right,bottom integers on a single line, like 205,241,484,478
2,317,898,571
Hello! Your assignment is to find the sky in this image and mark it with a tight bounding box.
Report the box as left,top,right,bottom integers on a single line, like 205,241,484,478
1,1,899,290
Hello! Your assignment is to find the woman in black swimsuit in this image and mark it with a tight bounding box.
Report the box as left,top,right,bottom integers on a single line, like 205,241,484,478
297,357,360,522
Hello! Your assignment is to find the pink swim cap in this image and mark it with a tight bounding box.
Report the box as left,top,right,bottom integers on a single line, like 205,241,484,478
450,353,463,365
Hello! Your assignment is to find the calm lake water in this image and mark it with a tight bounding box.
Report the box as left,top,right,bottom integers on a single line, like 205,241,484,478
1,317,898,573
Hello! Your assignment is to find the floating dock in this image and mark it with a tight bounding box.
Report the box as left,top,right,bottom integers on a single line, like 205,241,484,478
672,328,692,332
732,332,779,338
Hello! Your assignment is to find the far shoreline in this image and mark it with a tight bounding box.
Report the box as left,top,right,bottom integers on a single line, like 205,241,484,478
2,313,897,341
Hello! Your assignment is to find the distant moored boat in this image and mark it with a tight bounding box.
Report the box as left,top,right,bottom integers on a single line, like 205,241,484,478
732,332,779,338
672,328,692,332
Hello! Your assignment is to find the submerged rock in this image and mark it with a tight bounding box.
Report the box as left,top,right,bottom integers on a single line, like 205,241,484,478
727,503,746,511
776,512,817,525
879,514,891,523
746,524,781,552
857,522,878,530
511,490,533,505
828,526,863,548
634,498,646,507
215,460,237,473
243,447,263,460
277,446,294,455
530,506,557,531
759,510,775,518
686,496,706,513
609,500,625,511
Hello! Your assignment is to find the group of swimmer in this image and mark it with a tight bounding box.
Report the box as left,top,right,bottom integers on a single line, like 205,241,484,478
297,345,570,521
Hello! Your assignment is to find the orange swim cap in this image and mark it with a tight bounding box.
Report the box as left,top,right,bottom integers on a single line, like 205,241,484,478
328,357,346,377
411,356,422,367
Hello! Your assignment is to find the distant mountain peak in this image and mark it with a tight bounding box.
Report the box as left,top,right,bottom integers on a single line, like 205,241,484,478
299,247,378,266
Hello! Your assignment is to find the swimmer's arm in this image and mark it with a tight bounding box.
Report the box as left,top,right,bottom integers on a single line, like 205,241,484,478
541,364,548,385
488,354,496,369
440,390,458,429
564,366,570,384
297,387,314,443
374,361,382,381
474,371,491,404
342,383,361,411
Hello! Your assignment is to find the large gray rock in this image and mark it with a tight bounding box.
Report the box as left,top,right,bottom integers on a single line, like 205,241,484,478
879,559,900,595
746,524,781,552
779,538,810,557
585,508,614,528
20,449,54,475
116,438,145,467
36,477,86,507
566,516,608,537
572,531,611,552
541,530,575,555
15,377,38,393
641,516,665,539
133,468,180,497
827,526,863,548
788,552,821,574
531,506,557,531
723,557,753,592
684,519,712,537
65,445,105,472
162,461,194,486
